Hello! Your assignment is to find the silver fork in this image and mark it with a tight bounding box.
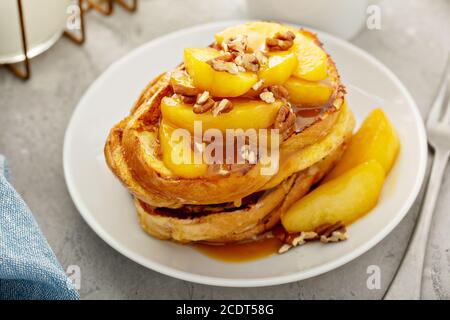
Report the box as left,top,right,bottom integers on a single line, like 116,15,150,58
384,54,450,300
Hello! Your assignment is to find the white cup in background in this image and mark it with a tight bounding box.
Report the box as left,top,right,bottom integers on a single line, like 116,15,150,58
245,0,369,40
0,0,70,64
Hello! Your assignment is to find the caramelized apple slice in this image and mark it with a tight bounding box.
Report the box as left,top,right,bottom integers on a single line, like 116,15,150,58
282,160,385,232
258,51,298,86
284,77,333,107
184,48,257,97
291,32,328,81
159,120,208,178
325,108,400,181
160,96,283,133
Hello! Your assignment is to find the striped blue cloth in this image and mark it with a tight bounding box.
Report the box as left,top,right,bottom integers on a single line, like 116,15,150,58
0,155,79,300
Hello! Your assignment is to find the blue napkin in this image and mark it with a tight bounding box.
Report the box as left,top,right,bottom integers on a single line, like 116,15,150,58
0,155,79,300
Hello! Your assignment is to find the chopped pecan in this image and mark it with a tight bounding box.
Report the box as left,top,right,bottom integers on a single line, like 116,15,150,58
315,221,348,243
235,53,260,72
193,91,215,114
193,99,215,114
268,85,290,100
278,231,318,254
252,79,265,91
211,98,233,116
214,51,236,62
288,231,318,246
278,244,292,254
208,58,239,74
223,35,249,54
171,82,201,97
255,50,268,66
196,91,210,105
259,90,275,103
266,31,296,51
274,105,296,140
320,231,347,243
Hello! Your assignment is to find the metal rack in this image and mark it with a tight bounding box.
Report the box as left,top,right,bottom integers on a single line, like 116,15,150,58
1,0,138,80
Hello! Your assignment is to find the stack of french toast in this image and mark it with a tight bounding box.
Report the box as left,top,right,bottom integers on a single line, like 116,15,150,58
104,22,399,251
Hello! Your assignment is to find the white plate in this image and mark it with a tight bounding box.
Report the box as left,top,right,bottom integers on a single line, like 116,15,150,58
63,21,427,287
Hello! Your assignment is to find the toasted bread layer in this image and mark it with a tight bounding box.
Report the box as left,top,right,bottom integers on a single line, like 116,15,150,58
135,139,348,243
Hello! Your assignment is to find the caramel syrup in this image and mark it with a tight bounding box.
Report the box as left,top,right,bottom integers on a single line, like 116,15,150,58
194,237,282,263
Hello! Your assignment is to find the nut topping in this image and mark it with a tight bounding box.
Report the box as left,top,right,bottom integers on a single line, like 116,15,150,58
254,50,269,66
193,91,215,114
252,79,265,91
208,58,239,74
211,98,233,116
274,104,296,140
278,231,318,254
266,31,296,51
320,231,348,243
196,91,210,105
223,35,249,54
315,221,348,243
278,244,292,254
268,85,290,100
278,221,348,254
235,53,260,72
259,90,275,103
172,82,201,96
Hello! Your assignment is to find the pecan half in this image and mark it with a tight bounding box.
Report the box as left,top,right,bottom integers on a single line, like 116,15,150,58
211,98,233,116
274,105,296,140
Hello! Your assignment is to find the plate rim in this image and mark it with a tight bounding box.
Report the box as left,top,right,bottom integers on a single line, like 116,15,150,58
63,20,428,287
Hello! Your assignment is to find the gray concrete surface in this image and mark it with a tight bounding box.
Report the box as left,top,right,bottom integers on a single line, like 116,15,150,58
0,0,449,299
